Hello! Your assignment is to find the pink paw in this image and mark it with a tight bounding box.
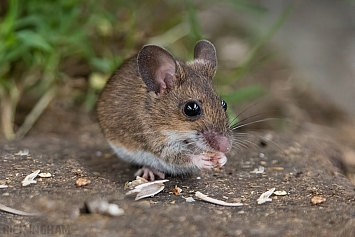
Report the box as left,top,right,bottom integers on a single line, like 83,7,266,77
211,152,227,167
134,166,165,181
191,154,215,169
191,152,227,170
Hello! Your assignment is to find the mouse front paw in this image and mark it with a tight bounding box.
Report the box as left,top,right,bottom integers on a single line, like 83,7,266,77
191,152,227,170
134,166,165,181
210,152,227,167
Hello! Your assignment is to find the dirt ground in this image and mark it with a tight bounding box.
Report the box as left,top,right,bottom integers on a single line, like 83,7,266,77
1,50,355,237
1,106,355,237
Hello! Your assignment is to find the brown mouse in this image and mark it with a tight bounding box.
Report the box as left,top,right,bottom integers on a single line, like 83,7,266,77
97,40,232,180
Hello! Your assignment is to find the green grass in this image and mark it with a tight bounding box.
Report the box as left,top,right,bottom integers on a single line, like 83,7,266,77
0,0,291,140
0,0,124,140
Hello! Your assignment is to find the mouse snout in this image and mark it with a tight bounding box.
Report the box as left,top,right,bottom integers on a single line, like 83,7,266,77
203,131,231,153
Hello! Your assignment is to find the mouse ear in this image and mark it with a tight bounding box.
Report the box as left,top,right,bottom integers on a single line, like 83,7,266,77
194,40,217,70
137,45,176,96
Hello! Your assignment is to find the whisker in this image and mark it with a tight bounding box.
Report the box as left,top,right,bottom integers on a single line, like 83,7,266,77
230,143,244,153
233,137,260,149
229,101,263,126
234,130,289,159
231,112,265,128
231,118,279,130
231,136,258,150
229,116,239,127
247,131,285,153
233,133,251,137
232,139,250,150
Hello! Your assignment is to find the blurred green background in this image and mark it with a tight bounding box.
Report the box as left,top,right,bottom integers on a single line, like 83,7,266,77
1,0,287,140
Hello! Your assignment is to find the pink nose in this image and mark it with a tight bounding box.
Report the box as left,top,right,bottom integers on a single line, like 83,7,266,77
204,132,231,153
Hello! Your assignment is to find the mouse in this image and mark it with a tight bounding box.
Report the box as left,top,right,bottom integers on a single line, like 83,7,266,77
97,40,232,180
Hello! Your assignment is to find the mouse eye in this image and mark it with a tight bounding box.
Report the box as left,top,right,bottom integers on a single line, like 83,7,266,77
221,100,227,111
183,101,202,118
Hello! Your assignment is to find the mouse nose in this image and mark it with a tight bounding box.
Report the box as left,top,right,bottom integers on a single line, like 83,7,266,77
203,132,231,153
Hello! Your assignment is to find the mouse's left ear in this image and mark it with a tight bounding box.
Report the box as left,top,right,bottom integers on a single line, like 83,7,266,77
138,45,176,96
194,40,217,72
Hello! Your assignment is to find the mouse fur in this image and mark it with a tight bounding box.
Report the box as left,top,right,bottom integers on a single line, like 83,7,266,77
97,40,232,180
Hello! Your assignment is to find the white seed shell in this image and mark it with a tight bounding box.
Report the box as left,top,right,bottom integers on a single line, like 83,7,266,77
257,188,275,204
21,170,40,186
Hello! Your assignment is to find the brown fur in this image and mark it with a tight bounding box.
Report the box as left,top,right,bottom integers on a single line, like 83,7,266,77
97,41,231,169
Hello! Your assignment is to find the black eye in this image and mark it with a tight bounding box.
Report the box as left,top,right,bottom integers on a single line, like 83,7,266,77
183,101,202,118
221,100,227,111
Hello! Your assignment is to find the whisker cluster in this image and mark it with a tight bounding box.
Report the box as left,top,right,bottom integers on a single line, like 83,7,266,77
228,102,284,153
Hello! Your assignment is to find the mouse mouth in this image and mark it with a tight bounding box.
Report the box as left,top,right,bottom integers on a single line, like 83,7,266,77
201,151,218,157
161,130,229,158
185,142,215,156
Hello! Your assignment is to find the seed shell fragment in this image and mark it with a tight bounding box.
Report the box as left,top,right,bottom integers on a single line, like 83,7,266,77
22,170,40,186
126,179,168,200
257,188,275,204
195,191,243,206
172,185,182,195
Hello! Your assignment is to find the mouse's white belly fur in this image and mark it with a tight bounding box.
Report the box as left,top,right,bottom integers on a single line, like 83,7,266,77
109,142,197,175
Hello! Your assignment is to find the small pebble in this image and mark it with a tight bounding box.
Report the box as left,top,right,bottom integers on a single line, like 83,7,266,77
76,178,91,187
311,196,326,205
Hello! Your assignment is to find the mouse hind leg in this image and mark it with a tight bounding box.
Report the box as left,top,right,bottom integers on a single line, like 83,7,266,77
134,166,165,181
109,142,167,181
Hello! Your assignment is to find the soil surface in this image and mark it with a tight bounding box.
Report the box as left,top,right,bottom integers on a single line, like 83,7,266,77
1,111,355,237
1,47,355,237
